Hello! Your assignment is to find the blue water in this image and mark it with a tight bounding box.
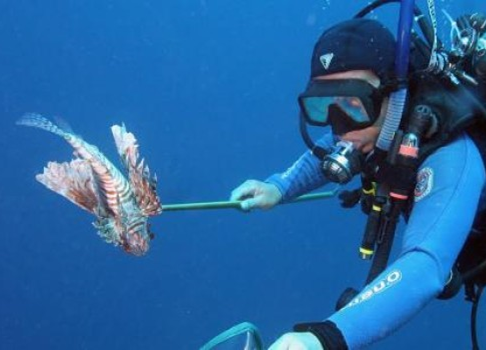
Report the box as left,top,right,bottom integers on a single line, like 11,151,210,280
1,1,484,349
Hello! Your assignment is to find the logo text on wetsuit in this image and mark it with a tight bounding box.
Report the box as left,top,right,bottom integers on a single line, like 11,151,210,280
344,270,402,309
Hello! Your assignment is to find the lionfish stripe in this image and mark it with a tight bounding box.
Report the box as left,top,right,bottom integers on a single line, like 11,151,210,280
110,124,162,216
18,114,134,218
35,159,100,213
128,220,145,233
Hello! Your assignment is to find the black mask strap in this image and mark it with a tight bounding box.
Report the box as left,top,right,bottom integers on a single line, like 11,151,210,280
299,112,329,160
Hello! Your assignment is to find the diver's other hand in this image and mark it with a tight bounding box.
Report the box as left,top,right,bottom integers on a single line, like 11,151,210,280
268,332,323,350
230,180,282,211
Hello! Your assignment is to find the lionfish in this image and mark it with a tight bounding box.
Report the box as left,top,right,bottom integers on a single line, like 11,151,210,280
17,114,163,256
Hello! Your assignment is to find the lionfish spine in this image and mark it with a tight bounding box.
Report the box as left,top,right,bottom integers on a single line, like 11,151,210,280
18,113,133,216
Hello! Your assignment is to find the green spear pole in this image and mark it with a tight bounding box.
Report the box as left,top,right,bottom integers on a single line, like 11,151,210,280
162,188,338,212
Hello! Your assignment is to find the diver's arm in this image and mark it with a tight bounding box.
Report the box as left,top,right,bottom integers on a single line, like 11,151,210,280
265,132,335,203
230,132,334,210
293,133,485,349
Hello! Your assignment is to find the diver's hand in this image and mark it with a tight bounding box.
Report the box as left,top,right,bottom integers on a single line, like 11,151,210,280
230,180,282,211
268,332,323,350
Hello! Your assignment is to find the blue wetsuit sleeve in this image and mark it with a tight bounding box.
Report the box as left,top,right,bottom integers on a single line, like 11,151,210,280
265,132,335,202
308,133,485,349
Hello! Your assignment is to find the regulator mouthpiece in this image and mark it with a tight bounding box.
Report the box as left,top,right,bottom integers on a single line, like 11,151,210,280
322,140,362,184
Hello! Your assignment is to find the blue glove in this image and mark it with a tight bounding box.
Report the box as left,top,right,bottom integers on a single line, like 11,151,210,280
230,180,282,211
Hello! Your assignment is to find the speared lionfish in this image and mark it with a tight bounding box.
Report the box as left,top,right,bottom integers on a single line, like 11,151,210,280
17,114,163,256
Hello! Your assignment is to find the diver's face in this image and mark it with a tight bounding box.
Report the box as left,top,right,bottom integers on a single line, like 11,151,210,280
315,70,386,153
340,125,382,154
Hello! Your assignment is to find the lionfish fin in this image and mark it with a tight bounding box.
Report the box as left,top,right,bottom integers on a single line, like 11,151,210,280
53,115,75,134
17,113,68,138
111,123,139,169
36,159,100,214
111,124,162,216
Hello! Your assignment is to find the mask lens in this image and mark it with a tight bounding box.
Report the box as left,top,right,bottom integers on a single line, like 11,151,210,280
299,95,372,134
299,96,335,125
334,96,370,123
299,79,378,129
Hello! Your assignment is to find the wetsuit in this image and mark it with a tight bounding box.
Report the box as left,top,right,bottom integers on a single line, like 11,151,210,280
266,131,486,349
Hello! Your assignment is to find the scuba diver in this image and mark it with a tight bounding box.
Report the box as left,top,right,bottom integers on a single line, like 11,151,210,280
228,2,486,350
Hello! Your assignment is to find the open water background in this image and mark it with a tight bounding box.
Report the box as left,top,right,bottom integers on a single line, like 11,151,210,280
1,1,484,349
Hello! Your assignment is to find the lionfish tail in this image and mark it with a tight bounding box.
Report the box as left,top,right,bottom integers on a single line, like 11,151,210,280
111,124,162,216
36,159,101,214
17,113,67,138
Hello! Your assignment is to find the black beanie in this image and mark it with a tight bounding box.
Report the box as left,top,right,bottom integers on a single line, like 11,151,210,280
310,19,396,81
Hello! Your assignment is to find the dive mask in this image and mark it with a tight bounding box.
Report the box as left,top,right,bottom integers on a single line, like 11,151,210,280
298,79,383,135
298,79,383,184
